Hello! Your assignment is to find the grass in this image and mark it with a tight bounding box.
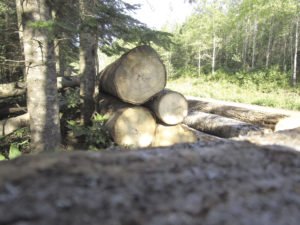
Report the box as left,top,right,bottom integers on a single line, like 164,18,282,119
167,71,300,111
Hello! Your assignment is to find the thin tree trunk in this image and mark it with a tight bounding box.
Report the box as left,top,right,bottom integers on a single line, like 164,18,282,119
15,0,25,79
251,18,258,69
283,35,287,72
79,0,97,126
212,32,216,75
242,18,249,69
198,47,201,76
20,0,61,152
265,21,273,69
292,17,299,87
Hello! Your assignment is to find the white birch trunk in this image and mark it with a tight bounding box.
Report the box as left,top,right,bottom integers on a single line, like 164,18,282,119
292,17,299,87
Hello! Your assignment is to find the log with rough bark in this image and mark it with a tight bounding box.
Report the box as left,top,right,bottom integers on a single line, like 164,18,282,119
0,141,300,225
0,81,26,98
99,45,166,105
0,113,29,136
0,106,27,119
98,93,156,148
184,111,269,138
145,89,188,125
0,76,80,99
188,97,300,131
237,127,300,151
152,124,197,147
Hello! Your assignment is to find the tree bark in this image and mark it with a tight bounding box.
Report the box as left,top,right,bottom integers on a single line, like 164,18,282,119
99,45,166,105
152,124,197,147
0,113,29,137
20,0,61,152
187,98,299,131
98,93,156,148
183,111,267,138
145,89,188,125
79,0,97,126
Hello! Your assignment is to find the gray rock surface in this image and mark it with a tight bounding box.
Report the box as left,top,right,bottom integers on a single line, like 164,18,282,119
0,141,299,225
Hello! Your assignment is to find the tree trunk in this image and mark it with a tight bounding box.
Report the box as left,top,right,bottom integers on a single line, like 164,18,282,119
251,18,258,69
188,98,299,131
152,124,197,147
198,47,201,76
283,35,288,72
99,45,166,105
265,21,273,69
0,77,80,99
145,89,188,125
79,0,97,126
15,0,25,79
212,33,216,75
20,0,61,152
183,111,267,138
242,18,249,69
0,113,29,137
98,93,156,148
292,17,299,87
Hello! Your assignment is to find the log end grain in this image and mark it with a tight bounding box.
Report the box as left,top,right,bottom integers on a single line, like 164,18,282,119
150,90,188,125
106,107,156,148
275,116,300,131
101,45,167,105
152,124,197,147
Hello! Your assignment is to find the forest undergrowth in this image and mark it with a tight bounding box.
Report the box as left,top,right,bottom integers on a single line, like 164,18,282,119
167,69,300,111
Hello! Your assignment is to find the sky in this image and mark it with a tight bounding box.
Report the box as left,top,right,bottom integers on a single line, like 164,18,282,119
123,0,195,30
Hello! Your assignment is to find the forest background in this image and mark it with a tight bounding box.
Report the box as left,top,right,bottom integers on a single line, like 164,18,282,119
0,0,299,154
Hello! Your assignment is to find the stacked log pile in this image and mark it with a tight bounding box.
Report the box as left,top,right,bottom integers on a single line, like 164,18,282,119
1,45,299,150
98,45,197,147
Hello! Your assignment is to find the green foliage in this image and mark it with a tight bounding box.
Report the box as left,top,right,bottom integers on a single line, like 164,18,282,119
64,88,81,109
167,69,300,110
8,143,22,159
0,154,5,161
66,113,112,150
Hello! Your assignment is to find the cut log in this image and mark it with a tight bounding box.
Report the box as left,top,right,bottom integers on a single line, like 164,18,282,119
152,124,197,147
183,111,269,138
106,107,156,148
99,45,166,105
145,89,188,125
98,93,156,148
0,106,27,119
0,113,29,137
0,76,80,99
0,141,300,225
187,97,300,131
0,82,26,98
238,127,300,151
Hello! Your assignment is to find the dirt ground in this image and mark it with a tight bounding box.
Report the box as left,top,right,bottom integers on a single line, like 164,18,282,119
0,140,299,225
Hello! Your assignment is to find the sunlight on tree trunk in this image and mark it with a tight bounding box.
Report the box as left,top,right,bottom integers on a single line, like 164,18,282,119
18,0,61,152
